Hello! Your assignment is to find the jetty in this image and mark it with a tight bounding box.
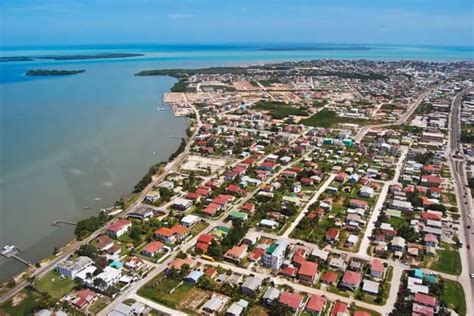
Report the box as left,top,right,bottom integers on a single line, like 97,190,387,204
52,220,77,227
1,249,33,267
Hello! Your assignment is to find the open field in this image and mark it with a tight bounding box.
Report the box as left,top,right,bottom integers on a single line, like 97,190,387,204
181,155,230,174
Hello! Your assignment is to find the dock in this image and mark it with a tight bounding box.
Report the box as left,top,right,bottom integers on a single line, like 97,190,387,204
1,250,33,267
52,220,77,227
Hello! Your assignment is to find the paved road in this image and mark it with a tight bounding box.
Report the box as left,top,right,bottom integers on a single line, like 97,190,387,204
194,258,385,313
354,86,438,142
446,87,473,316
281,174,336,238
356,147,408,257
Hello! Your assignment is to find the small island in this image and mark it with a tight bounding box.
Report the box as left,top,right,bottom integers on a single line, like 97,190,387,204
25,69,86,76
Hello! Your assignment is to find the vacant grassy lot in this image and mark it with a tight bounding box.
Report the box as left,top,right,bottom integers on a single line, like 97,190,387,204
253,101,309,119
36,270,78,299
189,221,209,236
430,249,462,275
0,290,42,316
138,274,194,309
300,109,376,128
441,279,466,315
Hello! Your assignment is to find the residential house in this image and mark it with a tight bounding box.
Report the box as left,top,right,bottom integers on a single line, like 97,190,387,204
56,256,94,279
155,224,188,244
107,219,132,238
340,270,362,291
241,276,263,296
279,292,304,313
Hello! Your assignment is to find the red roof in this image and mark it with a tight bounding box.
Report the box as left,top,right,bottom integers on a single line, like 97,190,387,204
306,294,326,313
202,203,219,216
241,203,255,212
298,260,318,278
424,234,438,243
248,247,265,261
354,311,371,316
414,293,437,307
293,254,305,266
350,199,369,207
342,270,361,285
142,241,163,254
108,219,131,232
421,175,442,184
371,259,385,273
155,225,188,238
321,271,338,284
279,292,303,310
331,301,348,316
197,234,214,244
186,192,201,200
281,265,298,277
326,228,340,239
421,211,442,221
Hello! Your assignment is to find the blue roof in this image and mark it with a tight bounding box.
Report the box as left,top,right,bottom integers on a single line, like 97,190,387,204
413,269,424,278
110,260,123,269
185,270,204,283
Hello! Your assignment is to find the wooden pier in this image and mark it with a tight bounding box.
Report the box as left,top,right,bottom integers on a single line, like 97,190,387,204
52,220,77,227
1,251,33,267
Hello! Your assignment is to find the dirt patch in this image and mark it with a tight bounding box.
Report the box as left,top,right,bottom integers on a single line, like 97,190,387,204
179,288,210,311
11,292,27,307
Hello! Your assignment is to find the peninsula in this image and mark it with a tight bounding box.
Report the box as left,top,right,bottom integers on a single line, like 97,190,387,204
25,69,86,76
0,53,144,63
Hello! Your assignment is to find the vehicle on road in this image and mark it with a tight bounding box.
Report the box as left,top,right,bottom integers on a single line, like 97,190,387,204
470,273,474,279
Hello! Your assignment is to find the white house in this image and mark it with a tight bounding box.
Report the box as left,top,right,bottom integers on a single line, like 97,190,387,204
56,256,94,279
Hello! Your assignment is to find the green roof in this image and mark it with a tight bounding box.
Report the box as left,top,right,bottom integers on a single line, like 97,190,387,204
229,211,248,219
266,244,277,255
217,226,231,233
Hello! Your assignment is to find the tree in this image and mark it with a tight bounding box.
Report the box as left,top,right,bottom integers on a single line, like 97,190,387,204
77,244,98,258
93,278,107,289
207,240,223,260
269,302,291,316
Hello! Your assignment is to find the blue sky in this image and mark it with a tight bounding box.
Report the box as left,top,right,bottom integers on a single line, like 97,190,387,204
1,0,473,46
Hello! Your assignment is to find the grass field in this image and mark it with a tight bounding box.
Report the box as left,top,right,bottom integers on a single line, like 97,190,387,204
189,221,209,236
253,101,309,119
430,249,462,275
0,290,42,316
36,270,78,299
137,274,194,309
300,109,375,128
441,279,466,315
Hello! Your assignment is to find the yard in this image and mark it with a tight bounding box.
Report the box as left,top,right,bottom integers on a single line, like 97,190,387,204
0,290,43,316
441,279,466,315
36,270,78,299
137,273,195,309
189,221,210,236
429,249,462,275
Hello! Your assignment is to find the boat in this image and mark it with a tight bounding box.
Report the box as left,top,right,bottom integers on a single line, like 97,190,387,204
2,245,16,255
156,107,168,111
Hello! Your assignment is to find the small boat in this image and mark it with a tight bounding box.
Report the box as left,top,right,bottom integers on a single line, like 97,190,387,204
94,197,101,201
83,206,91,209
156,107,167,111
2,245,16,255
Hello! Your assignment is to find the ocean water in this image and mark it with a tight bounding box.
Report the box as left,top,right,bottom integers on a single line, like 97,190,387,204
0,43,472,281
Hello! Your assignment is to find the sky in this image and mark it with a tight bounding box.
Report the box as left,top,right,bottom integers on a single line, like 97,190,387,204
1,0,473,47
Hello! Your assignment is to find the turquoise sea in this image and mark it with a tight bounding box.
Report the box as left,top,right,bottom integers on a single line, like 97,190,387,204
0,43,472,281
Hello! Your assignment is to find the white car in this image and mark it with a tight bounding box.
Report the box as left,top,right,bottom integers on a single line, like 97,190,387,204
470,273,474,279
